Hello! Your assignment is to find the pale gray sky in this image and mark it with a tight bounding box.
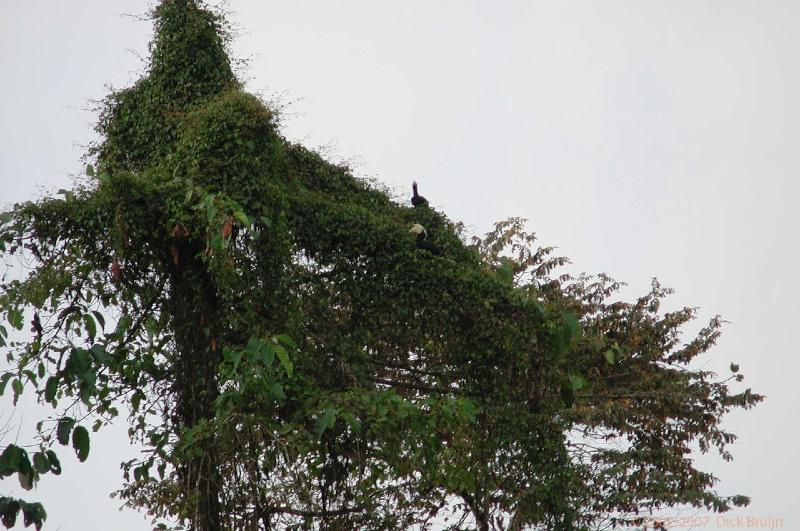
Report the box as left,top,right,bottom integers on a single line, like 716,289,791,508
1,1,798,529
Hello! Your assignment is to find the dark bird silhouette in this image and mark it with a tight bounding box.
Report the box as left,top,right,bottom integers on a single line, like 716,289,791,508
31,312,43,338
409,224,442,255
411,181,428,207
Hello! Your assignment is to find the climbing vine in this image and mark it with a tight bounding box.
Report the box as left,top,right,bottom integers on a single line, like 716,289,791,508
0,1,761,530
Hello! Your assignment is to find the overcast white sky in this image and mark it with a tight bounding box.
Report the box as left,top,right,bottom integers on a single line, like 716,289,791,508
2,1,798,529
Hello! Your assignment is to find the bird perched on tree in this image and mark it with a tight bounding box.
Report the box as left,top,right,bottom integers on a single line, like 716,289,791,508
409,224,442,255
31,312,42,339
409,223,425,236
411,181,428,208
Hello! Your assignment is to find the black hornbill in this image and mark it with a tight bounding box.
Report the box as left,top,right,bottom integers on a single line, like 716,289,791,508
409,224,442,255
411,181,428,207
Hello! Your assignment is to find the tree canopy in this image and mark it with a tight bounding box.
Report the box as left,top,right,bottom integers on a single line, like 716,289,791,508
0,1,762,530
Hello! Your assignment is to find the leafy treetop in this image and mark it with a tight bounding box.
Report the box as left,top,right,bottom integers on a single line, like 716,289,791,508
0,1,762,530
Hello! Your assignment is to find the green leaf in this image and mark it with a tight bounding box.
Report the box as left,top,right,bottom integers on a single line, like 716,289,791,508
570,375,587,391
274,344,293,377
0,445,23,476
0,373,11,396
44,376,58,404
15,454,34,490
91,310,105,331
22,369,36,386
459,398,479,423
314,407,338,438
730,363,740,373
79,369,97,404
45,450,61,475
66,348,90,377
72,425,90,462
112,315,132,338
90,345,110,365
20,500,46,531
86,164,95,177
233,210,250,225
227,348,243,368
270,382,285,401
17,468,34,490
32,452,49,474
83,314,97,342
11,378,22,396
210,232,223,252
275,334,296,349
7,308,23,331
260,343,275,367
604,349,615,365
131,390,144,413
56,417,75,446
0,497,21,528
213,390,240,413
145,319,160,341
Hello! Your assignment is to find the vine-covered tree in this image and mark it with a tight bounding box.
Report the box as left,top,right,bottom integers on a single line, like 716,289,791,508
0,1,762,530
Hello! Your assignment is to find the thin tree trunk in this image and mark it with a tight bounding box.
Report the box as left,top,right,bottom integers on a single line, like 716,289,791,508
170,241,223,531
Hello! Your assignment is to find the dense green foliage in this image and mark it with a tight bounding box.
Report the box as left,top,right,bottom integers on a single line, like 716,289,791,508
0,1,762,530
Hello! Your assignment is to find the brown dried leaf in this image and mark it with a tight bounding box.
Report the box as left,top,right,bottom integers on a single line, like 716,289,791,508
111,257,122,281
222,217,233,239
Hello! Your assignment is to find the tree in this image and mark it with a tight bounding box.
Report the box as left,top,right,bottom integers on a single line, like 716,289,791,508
0,1,762,530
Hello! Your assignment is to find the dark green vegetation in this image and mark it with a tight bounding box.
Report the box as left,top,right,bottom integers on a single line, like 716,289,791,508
0,1,762,530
